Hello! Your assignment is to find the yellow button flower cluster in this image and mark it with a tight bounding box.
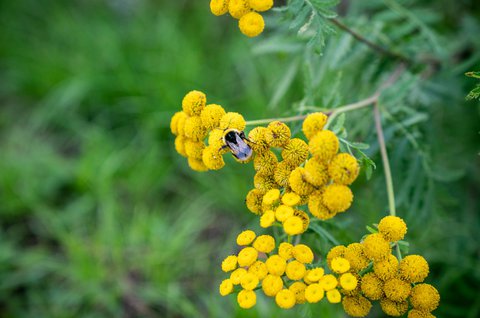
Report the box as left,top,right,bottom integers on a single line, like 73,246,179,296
171,90,251,171
209,0,274,37
324,215,439,317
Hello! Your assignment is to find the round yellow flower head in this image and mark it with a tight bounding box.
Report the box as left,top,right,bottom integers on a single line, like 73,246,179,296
342,295,372,317
210,0,229,16
326,245,346,268
184,116,207,141
260,209,275,228
289,167,315,196
184,139,205,160
360,272,384,300
304,158,329,187
275,204,294,222
221,255,238,272
182,90,206,116
266,254,287,276
281,192,301,206
274,161,295,187
275,289,296,309
245,188,264,214
289,281,307,304
326,289,341,303
207,128,224,147
281,138,309,166
201,104,226,130
328,153,360,185
229,0,251,19
283,216,304,235
344,243,369,272
309,191,336,220
410,283,440,312
340,273,358,291
305,283,324,303
399,255,429,283
249,0,273,12
237,246,258,267
373,253,399,281
380,298,409,316
294,209,310,231
331,257,351,273
230,267,247,285
237,289,256,309
176,113,187,136
188,157,208,172
202,145,225,170
305,267,324,282
378,215,408,242
219,279,234,296
309,130,339,161
383,277,412,302
239,12,265,37
219,112,246,131
240,272,260,290
248,126,269,153
174,135,188,157
265,121,291,148
262,188,281,206
319,274,338,291
408,309,436,318
248,260,268,280
322,184,353,213
285,260,306,280
253,234,275,253
170,111,187,136
302,112,328,140
254,151,278,175
278,242,294,260
237,230,256,246
253,172,277,192
262,274,284,296
292,244,314,264
362,233,391,261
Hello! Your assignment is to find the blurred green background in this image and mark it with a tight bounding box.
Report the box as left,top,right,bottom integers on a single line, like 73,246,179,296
0,0,479,317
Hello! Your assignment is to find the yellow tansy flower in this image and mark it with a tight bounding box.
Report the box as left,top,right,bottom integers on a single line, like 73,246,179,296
362,233,391,261
275,289,296,309
342,295,372,317
274,161,295,187
285,260,306,280
278,242,294,260
254,172,278,191
340,273,358,291
328,153,360,185
289,167,315,196
266,254,287,276
229,0,251,19
200,103,226,130
187,157,208,172
326,245,346,268
219,112,246,131
398,255,429,283
281,192,301,206
275,205,294,222
248,126,269,153
408,309,436,318
304,158,329,187
237,230,256,246
184,116,207,141
378,215,408,242
262,188,281,206
331,257,351,273
221,255,238,272
240,272,260,290
305,267,324,282
360,272,384,300
319,274,338,291
383,277,412,302
344,243,369,272
265,121,291,147
289,281,307,304
309,130,339,162
326,289,341,303
202,145,225,170
219,278,234,296
253,234,275,253
210,0,229,16
238,12,265,37
305,283,324,303
380,298,409,316
373,254,399,281
302,112,328,140
184,139,205,160
410,283,440,312
248,260,268,280
254,151,278,175
237,246,258,267
174,135,188,157
322,184,353,213
260,209,275,228
182,90,206,116
230,268,247,285
262,274,284,297
245,188,264,214
292,244,314,264
237,289,256,309
283,216,304,235
170,111,187,136
281,138,309,166
249,0,273,12
294,209,310,232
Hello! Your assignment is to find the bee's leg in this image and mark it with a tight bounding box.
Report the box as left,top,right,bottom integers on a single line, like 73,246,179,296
219,145,229,152
239,131,255,144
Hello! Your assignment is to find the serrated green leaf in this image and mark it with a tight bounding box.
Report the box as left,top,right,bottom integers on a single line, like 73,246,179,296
331,113,345,133
466,86,480,101
289,0,305,15
350,142,370,150
366,225,378,234
465,71,480,79
290,5,311,30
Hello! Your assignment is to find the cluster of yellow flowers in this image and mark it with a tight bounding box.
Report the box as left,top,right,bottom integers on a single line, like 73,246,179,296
326,215,440,317
170,90,248,171
209,0,274,37
219,229,359,309
245,113,359,233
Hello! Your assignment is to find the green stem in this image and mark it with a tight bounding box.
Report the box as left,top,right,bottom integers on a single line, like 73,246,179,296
396,244,403,261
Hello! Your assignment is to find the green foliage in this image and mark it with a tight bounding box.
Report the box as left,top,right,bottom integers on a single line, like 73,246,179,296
465,71,480,100
0,0,479,317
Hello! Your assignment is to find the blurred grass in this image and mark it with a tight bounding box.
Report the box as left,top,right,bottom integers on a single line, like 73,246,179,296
0,0,479,317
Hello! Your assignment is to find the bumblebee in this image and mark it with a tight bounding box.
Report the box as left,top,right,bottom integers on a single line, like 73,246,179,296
221,128,253,162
